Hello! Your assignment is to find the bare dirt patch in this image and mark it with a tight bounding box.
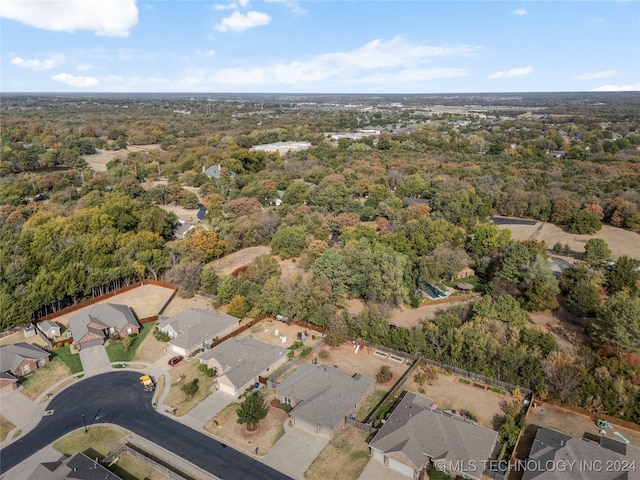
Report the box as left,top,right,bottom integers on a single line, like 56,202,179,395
311,343,409,382
386,299,475,329
528,310,589,353
304,426,370,480
205,392,288,456
157,204,202,224
527,401,640,447
403,373,508,430
496,217,640,260
83,145,161,173
206,246,271,277
278,257,311,283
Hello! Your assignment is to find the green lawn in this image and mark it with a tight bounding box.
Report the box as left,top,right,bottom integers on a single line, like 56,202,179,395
445,275,484,292
53,346,83,374
105,323,155,363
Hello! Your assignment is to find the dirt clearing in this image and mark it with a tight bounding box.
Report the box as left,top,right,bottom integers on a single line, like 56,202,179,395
237,318,321,349
495,217,640,260
206,246,271,277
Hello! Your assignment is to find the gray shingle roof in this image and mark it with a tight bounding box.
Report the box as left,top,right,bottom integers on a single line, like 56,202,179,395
0,342,50,372
369,392,498,480
199,337,287,390
522,427,640,480
276,363,375,431
27,452,123,480
69,303,139,345
38,320,59,332
158,309,238,352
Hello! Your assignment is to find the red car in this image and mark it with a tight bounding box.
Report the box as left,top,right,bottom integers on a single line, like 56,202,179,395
168,356,184,367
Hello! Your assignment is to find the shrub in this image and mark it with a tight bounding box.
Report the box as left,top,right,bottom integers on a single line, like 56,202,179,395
300,347,312,358
318,350,330,360
181,378,200,398
154,329,170,342
488,386,507,395
458,378,471,385
376,365,393,383
198,364,208,373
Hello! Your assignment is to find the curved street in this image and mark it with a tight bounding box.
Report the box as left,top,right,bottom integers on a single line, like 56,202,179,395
0,371,290,480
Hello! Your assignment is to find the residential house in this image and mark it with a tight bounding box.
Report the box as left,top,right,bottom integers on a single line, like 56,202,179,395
522,427,640,480
37,320,62,339
174,220,195,239
199,336,288,396
203,164,222,179
28,452,123,480
275,363,375,438
369,392,498,480
0,342,50,386
0,371,19,394
250,141,311,156
157,309,239,357
69,303,140,351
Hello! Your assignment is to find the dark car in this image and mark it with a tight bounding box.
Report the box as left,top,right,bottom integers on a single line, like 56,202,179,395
168,356,184,366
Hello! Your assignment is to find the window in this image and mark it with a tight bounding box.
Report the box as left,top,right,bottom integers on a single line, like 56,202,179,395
23,364,31,374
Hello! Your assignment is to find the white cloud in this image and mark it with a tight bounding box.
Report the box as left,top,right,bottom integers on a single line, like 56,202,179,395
265,0,306,15
204,37,477,87
488,65,534,79
512,9,527,16
0,0,138,37
52,72,99,87
238,0,250,7
591,82,640,92
215,10,271,32
11,54,65,71
573,70,617,80
213,2,239,11
76,63,93,72
205,50,216,57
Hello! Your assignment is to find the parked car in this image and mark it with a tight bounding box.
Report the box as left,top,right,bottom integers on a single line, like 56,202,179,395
168,356,184,367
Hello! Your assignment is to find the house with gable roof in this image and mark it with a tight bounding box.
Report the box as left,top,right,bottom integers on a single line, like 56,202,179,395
69,303,140,350
275,363,375,438
0,342,50,393
157,308,239,357
199,336,287,396
368,392,498,480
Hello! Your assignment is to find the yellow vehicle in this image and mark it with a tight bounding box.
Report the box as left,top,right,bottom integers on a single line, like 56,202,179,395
139,375,155,392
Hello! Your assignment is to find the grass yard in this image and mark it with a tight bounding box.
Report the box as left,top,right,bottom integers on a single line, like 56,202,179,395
304,426,370,480
0,416,16,442
53,346,83,374
20,356,74,401
106,322,156,363
53,425,127,458
356,389,387,420
133,323,167,363
53,425,171,480
164,359,215,416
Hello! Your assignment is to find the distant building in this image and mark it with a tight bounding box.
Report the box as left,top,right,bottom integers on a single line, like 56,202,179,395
250,141,311,156
174,220,195,239
203,164,222,179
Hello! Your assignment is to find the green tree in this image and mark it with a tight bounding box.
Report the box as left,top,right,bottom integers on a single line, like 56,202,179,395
200,268,219,295
311,248,349,297
590,292,640,353
467,223,511,258
583,239,612,266
236,391,268,429
606,256,639,295
568,210,602,234
181,378,200,398
270,225,308,259
243,254,281,285
325,313,350,347
256,276,285,315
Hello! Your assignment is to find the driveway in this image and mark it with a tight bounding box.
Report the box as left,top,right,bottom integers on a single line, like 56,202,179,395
262,423,329,480
187,389,236,425
78,345,111,376
0,391,37,443
358,458,412,480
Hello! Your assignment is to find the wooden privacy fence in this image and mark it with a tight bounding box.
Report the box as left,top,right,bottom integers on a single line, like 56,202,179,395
345,416,379,435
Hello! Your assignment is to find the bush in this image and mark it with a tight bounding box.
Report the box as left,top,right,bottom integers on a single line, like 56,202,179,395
198,364,208,373
568,210,602,234
488,386,507,395
300,346,312,358
154,329,170,342
181,378,200,398
318,350,330,360
458,378,471,384
376,365,393,383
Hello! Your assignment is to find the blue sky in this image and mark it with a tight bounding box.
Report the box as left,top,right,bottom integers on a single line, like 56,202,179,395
1,1,639,93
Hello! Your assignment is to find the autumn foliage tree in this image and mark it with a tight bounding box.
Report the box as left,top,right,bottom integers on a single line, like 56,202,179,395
185,226,227,262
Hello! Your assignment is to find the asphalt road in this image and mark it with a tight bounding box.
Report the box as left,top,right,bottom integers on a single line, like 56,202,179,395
0,371,291,480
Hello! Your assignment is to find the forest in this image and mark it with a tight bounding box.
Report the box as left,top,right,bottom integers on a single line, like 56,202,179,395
1,92,639,421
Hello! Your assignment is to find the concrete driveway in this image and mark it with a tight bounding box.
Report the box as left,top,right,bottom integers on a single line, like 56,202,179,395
0,391,37,441
358,458,412,480
187,389,236,425
78,345,111,376
262,423,329,480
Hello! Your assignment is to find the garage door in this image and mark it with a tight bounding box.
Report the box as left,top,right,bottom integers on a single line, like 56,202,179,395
80,338,103,349
388,457,415,478
0,381,17,396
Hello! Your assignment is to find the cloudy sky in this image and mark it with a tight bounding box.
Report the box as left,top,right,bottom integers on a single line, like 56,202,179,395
1,0,638,93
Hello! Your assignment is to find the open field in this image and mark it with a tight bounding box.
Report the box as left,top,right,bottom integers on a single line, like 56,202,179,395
83,145,161,172
403,373,509,430
204,392,288,456
495,217,640,260
206,246,271,277
304,426,370,480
